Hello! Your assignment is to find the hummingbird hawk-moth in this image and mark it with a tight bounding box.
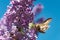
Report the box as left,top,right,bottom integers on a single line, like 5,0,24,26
29,18,52,33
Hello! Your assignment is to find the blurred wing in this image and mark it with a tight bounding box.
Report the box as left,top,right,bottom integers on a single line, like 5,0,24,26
43,18,52,25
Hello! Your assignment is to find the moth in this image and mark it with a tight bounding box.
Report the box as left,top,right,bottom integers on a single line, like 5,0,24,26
29,18,52,33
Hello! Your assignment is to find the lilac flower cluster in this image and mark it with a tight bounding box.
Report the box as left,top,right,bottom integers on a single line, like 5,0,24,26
0,0,43,40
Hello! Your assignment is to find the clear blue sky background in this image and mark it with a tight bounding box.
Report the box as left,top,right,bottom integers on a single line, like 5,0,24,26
0,0,60,40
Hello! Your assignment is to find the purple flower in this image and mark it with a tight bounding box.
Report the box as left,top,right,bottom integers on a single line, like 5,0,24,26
0,0,45,40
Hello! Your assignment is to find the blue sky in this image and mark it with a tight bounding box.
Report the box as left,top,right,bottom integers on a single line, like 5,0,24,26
0,0,60,40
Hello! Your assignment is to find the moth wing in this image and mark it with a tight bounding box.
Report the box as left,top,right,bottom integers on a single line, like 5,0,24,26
43,18,52,25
